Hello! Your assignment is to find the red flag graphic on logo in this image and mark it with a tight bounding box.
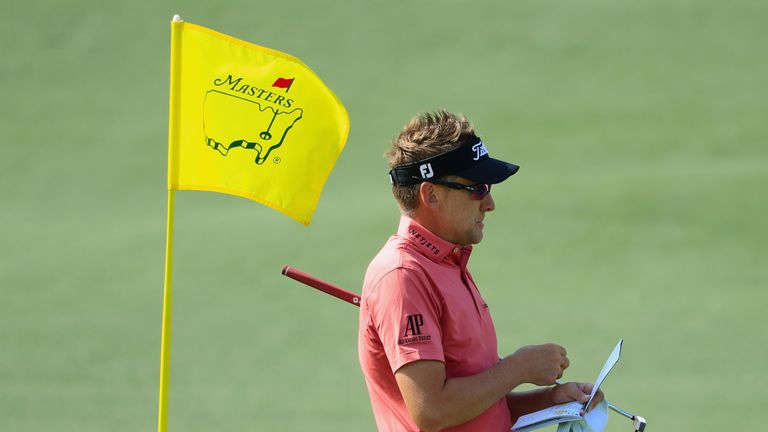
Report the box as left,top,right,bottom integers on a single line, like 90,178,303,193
272,77,295,92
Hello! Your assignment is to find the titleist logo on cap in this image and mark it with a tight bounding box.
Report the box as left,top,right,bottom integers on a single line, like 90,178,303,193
472,142,488,161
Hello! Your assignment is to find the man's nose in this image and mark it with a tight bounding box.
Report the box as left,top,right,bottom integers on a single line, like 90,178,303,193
481,192,495,212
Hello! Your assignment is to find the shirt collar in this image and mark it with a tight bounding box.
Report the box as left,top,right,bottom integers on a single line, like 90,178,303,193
397,216,473,265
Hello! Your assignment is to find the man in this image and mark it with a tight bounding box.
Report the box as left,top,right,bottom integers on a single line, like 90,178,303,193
358,110,602,431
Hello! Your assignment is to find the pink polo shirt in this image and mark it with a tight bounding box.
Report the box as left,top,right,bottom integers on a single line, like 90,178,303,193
358,217,511,431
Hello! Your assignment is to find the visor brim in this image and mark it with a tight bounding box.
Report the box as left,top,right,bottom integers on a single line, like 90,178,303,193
453,157,520,185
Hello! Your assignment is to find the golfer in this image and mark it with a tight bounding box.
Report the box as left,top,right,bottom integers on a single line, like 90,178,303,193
358,110,602,431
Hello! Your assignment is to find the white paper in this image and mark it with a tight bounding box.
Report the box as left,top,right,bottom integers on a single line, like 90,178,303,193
511,339,623,432
585,339,622,409
512,401,583,432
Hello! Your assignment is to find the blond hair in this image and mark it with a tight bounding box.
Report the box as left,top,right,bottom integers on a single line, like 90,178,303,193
386,110,478,213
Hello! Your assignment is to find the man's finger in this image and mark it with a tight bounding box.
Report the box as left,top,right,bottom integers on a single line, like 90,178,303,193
562,382,590,403
586,390,605,411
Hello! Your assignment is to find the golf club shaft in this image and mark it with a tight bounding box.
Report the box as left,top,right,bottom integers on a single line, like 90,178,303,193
281,265,361,307
608,403,635,420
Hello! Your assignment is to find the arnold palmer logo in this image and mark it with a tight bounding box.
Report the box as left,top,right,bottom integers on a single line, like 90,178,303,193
472,142,488,161
203,74,303,165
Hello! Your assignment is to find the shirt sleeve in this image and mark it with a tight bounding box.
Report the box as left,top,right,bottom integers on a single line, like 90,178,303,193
368,266,445,373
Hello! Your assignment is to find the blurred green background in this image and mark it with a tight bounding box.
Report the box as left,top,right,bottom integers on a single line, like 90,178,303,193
2,0,766,430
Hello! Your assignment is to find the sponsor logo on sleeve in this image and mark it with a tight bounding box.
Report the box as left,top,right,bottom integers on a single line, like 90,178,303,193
398,314,432,345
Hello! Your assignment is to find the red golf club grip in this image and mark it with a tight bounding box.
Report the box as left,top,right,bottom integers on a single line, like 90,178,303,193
281,265,361,307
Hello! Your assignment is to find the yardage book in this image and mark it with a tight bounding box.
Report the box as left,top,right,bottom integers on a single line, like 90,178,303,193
511,339,623,432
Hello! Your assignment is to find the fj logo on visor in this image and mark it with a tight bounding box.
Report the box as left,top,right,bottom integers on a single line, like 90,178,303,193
419,163,434,179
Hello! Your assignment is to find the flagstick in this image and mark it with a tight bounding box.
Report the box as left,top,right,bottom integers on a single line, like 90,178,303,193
158,14,183,432
157,189,176,432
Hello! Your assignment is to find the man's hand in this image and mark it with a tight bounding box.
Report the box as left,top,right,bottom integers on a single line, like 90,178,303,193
552,382,605,412
507,343,570,386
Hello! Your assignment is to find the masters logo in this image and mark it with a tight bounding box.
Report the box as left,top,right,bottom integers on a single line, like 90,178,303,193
203,74,303,165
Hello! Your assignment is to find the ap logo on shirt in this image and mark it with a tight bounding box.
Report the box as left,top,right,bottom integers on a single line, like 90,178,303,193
404,314,424,336
399,314,431,345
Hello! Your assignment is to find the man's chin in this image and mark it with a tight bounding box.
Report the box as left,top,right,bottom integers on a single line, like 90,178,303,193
472,230,484,245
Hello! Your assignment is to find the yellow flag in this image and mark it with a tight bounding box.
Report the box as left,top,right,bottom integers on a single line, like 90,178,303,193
167,19,349,225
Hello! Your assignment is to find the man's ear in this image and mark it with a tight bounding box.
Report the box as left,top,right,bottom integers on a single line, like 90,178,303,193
418,182,440,209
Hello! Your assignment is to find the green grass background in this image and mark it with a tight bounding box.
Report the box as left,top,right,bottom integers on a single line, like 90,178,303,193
2,0,766,430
